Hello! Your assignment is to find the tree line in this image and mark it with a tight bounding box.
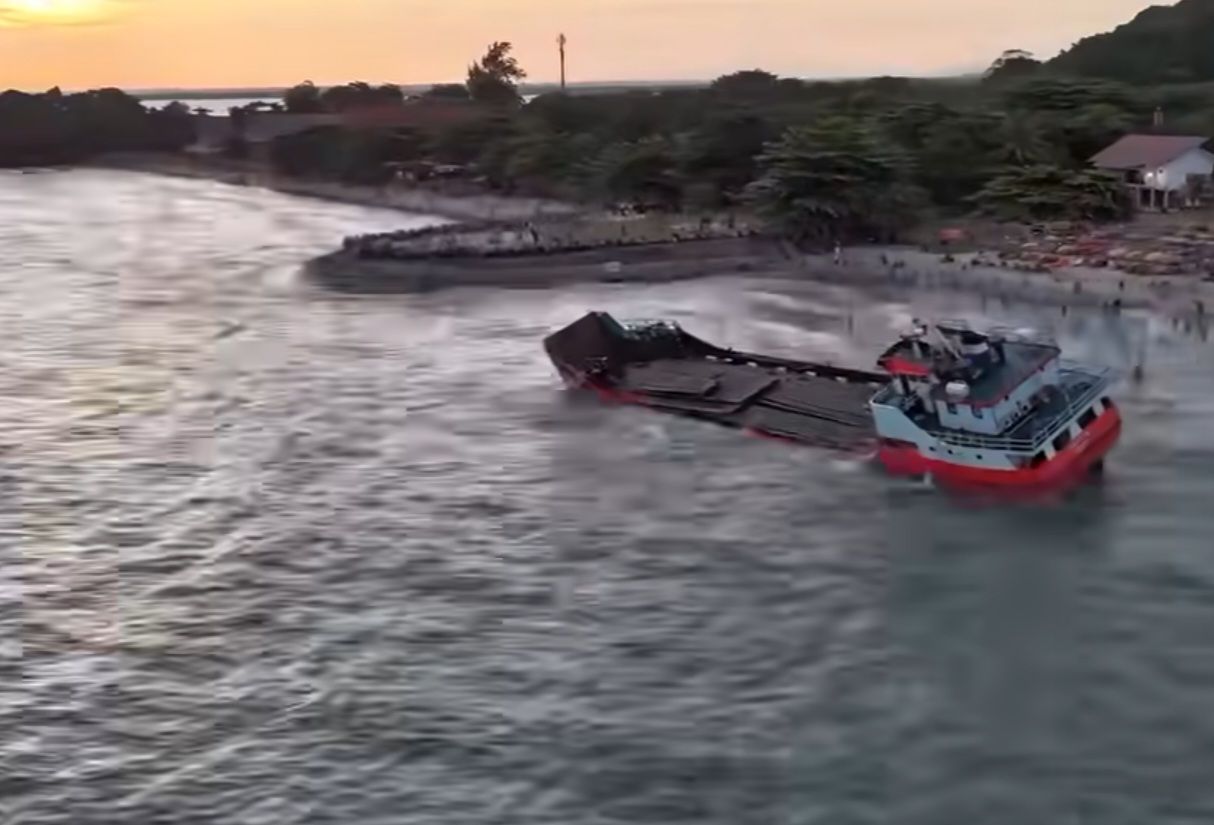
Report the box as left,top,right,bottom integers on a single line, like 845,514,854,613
263,43,1197,239
4,29,1211,241
0,88,194,166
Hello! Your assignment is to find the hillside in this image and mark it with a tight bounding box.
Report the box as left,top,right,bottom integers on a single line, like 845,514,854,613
1049,0,1214,84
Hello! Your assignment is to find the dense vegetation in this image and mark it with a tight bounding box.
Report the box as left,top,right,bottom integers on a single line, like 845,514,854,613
0,88,194,166
1049,0,1214,85
262,38,1195,238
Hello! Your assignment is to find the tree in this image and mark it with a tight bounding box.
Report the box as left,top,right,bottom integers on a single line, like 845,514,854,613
423,84,471,101
588,137,683,209
993,112,1054,167
467,42,527,106
747,120,925,241
710,70,782,99
677,113,777,205
983,50,1043,85
969,165,1131,221
284,81,323,113
1001,77,1139,115
430,114,510,165
320,82,404,112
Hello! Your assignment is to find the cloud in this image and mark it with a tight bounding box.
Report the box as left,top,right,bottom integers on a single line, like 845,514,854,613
0,0,143,27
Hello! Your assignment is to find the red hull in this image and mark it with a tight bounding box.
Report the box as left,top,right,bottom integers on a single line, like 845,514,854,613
571,373,1122,495
876,406,1122,492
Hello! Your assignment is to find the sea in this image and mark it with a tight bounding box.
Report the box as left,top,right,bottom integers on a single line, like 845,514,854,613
143,97,276,113
3,168,1214,824
144,93,541,113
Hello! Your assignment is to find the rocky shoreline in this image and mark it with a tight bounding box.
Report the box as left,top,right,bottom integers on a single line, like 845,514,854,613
307,236,792,293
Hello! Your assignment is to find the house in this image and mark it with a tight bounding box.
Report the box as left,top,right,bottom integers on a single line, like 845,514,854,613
1090,134,1214,210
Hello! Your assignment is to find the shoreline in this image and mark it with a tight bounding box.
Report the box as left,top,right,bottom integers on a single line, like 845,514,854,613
307,237,791,293
89,153,583,224
816,247,1214,324
71,157,1214,323
308,236,1214,326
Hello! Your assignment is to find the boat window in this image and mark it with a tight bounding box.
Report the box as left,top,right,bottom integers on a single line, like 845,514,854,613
973,407,984,418
1077,408,1097,430
1101,397,1116,411
1053,430,1073,453
946,402,958,415
1030,452,1047,468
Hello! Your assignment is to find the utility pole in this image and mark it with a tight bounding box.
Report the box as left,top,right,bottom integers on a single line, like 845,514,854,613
558,33,567,91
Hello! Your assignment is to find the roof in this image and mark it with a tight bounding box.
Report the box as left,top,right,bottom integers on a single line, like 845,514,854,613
1090,134,1210,171
929,340,1058,408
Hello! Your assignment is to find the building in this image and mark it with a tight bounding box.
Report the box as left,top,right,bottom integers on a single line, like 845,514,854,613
1090,134,1214,210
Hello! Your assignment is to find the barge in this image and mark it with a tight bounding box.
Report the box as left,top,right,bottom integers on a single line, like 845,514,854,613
543,312,1121,492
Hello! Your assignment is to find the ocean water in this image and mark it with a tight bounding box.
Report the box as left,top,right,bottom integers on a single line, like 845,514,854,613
3,169,1214,824
142,97,277,113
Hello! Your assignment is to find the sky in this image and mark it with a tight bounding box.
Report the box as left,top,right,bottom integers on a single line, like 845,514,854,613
0,0,1175,91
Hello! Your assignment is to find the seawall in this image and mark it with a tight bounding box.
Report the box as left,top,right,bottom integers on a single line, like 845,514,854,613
306,237,791,293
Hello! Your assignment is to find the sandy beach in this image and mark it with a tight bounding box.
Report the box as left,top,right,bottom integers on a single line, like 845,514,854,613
814,246,1214,325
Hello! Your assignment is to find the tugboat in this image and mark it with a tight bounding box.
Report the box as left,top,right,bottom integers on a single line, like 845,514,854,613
543,312,1120,492
871,320,1121,489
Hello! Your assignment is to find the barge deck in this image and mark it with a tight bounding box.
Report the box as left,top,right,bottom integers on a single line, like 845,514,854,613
543,312,888,450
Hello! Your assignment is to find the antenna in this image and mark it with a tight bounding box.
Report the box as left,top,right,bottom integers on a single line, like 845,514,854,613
558,33,567,91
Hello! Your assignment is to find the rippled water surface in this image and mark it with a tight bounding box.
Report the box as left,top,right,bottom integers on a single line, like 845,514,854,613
5,169,1214,824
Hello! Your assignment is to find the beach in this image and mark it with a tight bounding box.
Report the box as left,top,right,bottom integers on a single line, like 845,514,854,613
815,246,1214,326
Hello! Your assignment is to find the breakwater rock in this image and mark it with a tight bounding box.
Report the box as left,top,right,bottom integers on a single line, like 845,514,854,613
307,235,790,293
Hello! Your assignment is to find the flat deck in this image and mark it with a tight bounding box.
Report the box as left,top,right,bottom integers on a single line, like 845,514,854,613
615,358,878,448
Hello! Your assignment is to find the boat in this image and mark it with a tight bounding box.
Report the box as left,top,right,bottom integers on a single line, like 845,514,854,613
543,311,888,450
543,312,1121,492
870,319,1121,489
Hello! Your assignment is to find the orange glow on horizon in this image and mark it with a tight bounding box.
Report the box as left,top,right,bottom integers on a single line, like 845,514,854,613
0,0,1177,91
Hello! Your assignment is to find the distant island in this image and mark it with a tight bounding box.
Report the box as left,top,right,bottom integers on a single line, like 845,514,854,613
4,0,1214,242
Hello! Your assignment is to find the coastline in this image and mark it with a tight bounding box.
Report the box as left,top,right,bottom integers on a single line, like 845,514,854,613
76,155,1214,323
90,152,583,224
814,247,1214,324
310,236,1214,326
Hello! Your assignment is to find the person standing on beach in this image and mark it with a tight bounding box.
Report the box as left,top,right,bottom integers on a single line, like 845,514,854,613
833,242,842,266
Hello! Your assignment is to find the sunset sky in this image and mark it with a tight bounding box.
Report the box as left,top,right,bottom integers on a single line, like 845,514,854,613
0,0,1170,91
